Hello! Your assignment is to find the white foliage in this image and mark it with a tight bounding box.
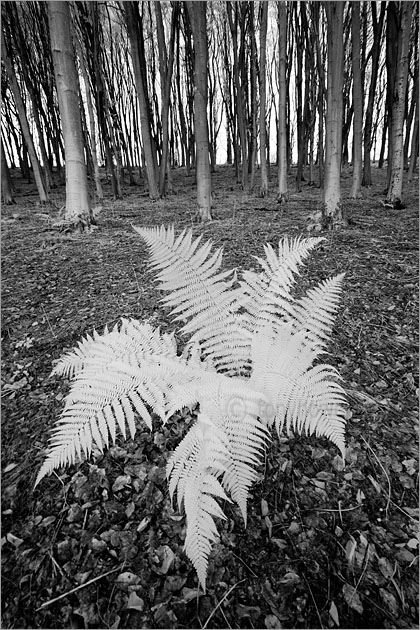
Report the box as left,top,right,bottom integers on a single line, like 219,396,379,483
36,225,347,591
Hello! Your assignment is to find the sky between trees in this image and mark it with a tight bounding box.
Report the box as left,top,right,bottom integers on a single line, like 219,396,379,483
1,1,418,228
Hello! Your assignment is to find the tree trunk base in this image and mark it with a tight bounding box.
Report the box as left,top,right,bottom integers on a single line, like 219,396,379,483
276,192,288,204
382,198,406,210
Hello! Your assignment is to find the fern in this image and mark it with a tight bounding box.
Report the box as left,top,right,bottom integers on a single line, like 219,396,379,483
36,225,347,591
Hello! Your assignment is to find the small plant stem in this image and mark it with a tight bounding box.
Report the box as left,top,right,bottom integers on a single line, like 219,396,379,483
35,565,122,611
202,579,245,629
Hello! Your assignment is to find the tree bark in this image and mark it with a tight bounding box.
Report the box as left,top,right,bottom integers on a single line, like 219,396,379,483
48,1,91,222
277,1,288,203
186,1,212,221
74,35,103,201
1,137,14,204
295,3,304,192
350,1,363,198
156,2,178,195
322,2,346,229
386,1,413,207
1,31,48,203
407,97,418,182
259,1,269,197
124,1,159,199
362,2,386,186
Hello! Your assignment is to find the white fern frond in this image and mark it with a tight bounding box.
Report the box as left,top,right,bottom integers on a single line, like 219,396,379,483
202,376,270,524
35,324,201,488
166,374,269,588
241,236,325,330
167,416,231,590
290,274,345,347
133,225,251,374
250,323,346,457
280,363,347,455
52,319,178,379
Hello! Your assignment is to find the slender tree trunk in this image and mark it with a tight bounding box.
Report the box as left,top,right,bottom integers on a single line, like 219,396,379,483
48,1,91,222
249,6,258,190
1,137,14,204
124,1,159,199
227,1,248,190
1,32,48,203
277,0,288,203
75,38,103,201
407,98,418,182
322,2,346,229
156,1,178,195
186,1,212,221
259,1,268,197
295,3,304,192
350,1,363,198
386,2,413,207
362,2,386,186
312,3,325,187
175,25,190,173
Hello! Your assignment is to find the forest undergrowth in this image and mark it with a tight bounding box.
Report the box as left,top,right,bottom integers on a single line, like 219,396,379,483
1,165,418,629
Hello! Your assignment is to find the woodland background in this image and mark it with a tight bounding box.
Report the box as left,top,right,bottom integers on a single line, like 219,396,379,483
1,1,419,629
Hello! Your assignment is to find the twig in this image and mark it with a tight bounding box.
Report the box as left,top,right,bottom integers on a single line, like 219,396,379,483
202,579,245,629
360,435,391,517
230,550,258,578
35,565,122,611
41,304,57,340
302,573,324,629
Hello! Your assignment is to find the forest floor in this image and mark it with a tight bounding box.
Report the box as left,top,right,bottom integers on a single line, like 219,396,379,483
1,165,419,630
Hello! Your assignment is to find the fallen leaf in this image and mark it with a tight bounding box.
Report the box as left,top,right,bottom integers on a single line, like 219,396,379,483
116,572,140,586
164,575,187,592
378,556,394,579
379,588,399,616
112,475,131,493
125,501,135,518
261,499,269,516
265,614,282,628
127,592,144,612
181,587,204,602
3,463,18,473
402,459,417,476
6,533,24,548
342,583,363,614
329,600,339,626
395,548,415,564
159,545,175,574
136,516,151,533
407,538,419,549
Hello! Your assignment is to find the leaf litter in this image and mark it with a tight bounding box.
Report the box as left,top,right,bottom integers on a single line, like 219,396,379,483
1,166,418,628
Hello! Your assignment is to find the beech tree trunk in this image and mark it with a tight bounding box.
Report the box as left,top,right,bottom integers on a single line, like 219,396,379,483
74,36,103,201
322,2,346,229
386,2,413,207
48,1,91,222
186,1,212,221
1,31,48,204
407,98,418,182
124,1,159,199
156,1,178,196
259,1,268,197
362,2,385,186
249,6,258,190
295,3,304,192
1,137,14,204
277,1,288,203
350,1,363,198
